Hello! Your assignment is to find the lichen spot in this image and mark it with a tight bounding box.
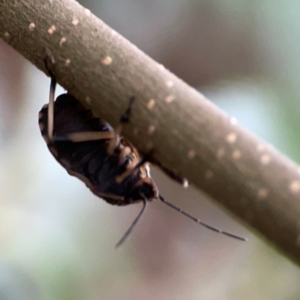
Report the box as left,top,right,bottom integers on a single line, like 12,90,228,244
28,23,36,31
230,117,238,125
166,80,174,88
183,179,189,188
205,169,213,179
72,19,79,26
102,56,112,65
165,95,175,103
232,149,241,160
257,188,269,200
260,154,270,165
158,64,165,71
257,144,265,152
188,150,196,159
48,25,56,35
4,32,10,39
290,180,300,193
146,141,154,150
85,96,91,104
65,59,71,66
147,99,156,110
217,148,225,159
59,37,66,46
84,8,91,15
226,133,237,144
147,125,156,135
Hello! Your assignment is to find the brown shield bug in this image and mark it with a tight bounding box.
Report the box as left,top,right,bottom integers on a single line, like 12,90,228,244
39,59,246,247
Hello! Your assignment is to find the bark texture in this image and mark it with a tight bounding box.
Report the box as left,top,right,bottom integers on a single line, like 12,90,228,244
1,0,300,265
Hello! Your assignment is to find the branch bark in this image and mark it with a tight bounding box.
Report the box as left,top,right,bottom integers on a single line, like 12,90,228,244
1,0,300,265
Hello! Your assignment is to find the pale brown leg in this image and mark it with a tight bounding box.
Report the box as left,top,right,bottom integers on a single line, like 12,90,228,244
47,78,56,141
53,131,114,143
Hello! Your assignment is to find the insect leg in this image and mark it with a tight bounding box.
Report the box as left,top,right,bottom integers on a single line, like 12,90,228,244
48,77,56,141
43,53,57,142
53,131,114,143
46,79,113,144
95,192,125,201
115,193,147,248
151,160,189,188
115,157,149,183
107,97,135,155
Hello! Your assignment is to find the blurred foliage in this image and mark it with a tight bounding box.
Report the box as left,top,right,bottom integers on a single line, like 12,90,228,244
1,1,300,299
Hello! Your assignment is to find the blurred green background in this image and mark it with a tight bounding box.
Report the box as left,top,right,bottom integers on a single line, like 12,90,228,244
1,1,300,299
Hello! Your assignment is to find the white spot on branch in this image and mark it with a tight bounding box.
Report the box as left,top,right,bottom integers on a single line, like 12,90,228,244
205,170,213,179
59,37,66,46
188,150,196,159
260,154,270,165
84,8,91,15
147,99,156,110
290,181,300,193
65,59,71,66
85,96,91,104
256,144,265,152
72,19,79,26
183,179,189,188
166,80,174,88
147,125,156,135
28,23,35,31
146,141,153,150
230,117,238,125
158,64,165,70
226,133,237,144
102,56,112,65
165,95,175,103
232,149,241,160
48,25,56,35
217,147,225,158
257,188,269,200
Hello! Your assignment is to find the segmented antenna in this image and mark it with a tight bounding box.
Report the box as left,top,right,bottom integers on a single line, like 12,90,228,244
159,195,247,241
115,195,147,248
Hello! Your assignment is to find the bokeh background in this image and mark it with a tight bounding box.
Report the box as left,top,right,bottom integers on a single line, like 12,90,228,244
1,1,300,299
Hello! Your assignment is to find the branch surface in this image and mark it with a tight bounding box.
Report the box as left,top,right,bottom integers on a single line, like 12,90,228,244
1,0,300,265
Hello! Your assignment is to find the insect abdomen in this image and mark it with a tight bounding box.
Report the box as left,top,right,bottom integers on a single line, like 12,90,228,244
38,93,139,205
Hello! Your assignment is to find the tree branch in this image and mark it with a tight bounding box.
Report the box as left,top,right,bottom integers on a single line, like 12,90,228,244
1,0,300,265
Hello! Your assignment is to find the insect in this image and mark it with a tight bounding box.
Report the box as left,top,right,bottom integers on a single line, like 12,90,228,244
39,60,246,247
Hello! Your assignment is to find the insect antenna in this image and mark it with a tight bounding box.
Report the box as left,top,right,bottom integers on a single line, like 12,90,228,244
115,194,147,248
158,195,247,241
